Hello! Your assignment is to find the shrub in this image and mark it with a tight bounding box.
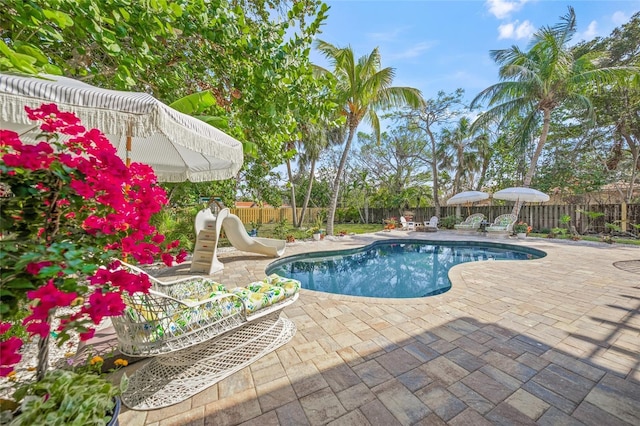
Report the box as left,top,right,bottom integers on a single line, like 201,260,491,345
440,215,460,229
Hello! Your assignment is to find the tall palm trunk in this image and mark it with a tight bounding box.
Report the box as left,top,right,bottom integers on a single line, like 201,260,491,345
513,108,552,215
475,155,491,191
327,123,357,235
453,144,464,194
285,156,298,226
425,127,441,217
297,158,317,227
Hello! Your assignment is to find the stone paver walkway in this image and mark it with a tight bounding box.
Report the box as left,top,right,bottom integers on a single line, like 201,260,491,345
117,231,640,425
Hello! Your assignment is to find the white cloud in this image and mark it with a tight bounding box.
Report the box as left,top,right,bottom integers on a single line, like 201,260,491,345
392,41,436,59
367,28,405,42
611,11,629,26
498,22,515,39
515,20,535,39
579,20,599,41
498,20,535,40
485,0,530,19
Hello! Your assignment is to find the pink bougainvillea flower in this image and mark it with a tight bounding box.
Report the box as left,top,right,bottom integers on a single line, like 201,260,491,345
83,291,126,324
0,322,12,335
161,253,174,267
26,281,77,308
25,261,53,276
0,336,23,377
0,129,21,149
24,321,51,339
0,103,184,374
79,329,96,341
176,249,188,263
108,269,151,294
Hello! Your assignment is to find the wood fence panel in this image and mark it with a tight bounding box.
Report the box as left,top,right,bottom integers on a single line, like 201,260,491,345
226,204,638,235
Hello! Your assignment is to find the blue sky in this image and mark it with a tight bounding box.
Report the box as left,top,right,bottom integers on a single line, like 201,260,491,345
311,0,640,104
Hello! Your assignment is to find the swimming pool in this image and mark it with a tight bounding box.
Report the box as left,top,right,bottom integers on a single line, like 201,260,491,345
266,240,546,298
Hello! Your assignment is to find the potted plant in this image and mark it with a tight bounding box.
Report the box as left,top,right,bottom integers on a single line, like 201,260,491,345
0,105,184,420
307,227,321,241
6,356,128,426
513,222,531,238
384,217,397,231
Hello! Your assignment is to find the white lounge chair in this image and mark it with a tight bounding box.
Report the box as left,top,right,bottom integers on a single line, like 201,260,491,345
486,214,518,236
454,213,485,230
423,216,439,232
400,216,415,231
111,261,299,410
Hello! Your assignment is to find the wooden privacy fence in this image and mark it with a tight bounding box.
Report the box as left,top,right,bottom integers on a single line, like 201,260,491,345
230,207,326,226
231,204,640,234
366,204,640,234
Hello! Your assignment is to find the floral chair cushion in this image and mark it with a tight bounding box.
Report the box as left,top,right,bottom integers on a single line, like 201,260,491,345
487,214,517,231
122,274,300,342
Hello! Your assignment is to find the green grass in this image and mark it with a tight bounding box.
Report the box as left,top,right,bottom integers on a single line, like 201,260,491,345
218,222,385,246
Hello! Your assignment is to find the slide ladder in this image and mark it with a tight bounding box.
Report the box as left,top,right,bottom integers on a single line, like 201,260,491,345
190,208,226,275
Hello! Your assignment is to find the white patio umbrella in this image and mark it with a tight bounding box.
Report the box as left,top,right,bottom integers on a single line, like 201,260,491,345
493,187,549,216
446,191,490,205
493,187,550,203
446,190,489,216
0,73,244,182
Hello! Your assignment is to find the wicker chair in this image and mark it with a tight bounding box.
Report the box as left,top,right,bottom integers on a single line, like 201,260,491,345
454,213,485,230
486,214,518,235
111,261,299,410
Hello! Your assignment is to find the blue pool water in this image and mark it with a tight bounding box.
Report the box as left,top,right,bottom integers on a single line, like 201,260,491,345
266,240,545,298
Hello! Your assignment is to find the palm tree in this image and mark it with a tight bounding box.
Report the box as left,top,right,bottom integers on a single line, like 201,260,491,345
441,117,479,194
471,6,636,193
314,40,423,235
296,122,331,227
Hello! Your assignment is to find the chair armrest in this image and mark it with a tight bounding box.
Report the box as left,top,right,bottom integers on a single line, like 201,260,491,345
155,278,227,301
117,259,214,288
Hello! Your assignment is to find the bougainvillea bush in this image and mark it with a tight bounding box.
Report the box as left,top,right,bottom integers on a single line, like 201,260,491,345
0,103,186,380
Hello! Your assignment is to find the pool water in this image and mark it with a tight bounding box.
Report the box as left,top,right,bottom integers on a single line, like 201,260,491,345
266,240,545,298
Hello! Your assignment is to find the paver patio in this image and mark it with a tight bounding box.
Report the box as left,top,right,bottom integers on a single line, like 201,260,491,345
116,230,640,425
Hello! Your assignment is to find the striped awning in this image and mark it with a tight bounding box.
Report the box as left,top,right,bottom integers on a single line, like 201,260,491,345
0,73,244,182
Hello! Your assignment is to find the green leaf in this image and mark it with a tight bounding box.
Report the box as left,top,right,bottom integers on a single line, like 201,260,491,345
42,64,63,75
105,43,121,54
119,7,130,21
42,9,74,29
169,92,217,115
2,277,36,289
169,3,183,17
198,116,228,129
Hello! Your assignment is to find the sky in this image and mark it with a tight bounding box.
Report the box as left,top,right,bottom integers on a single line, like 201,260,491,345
310,0,640,106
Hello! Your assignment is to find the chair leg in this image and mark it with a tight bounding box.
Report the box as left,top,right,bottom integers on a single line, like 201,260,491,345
121,314,296,410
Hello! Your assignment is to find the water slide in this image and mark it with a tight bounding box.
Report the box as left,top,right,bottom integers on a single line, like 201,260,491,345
221,209,286,257
191,208,285,274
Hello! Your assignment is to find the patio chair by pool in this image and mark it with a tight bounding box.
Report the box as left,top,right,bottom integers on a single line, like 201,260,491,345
454,213,485,230
111,261,299,410
399,216,415,231
486,213,518,236
423,216,439,232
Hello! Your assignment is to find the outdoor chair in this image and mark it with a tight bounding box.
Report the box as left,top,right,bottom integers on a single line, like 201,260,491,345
423,216,439,232
486,213,518,236
454,213,485,230
111,261,299,410
399,216,415,231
